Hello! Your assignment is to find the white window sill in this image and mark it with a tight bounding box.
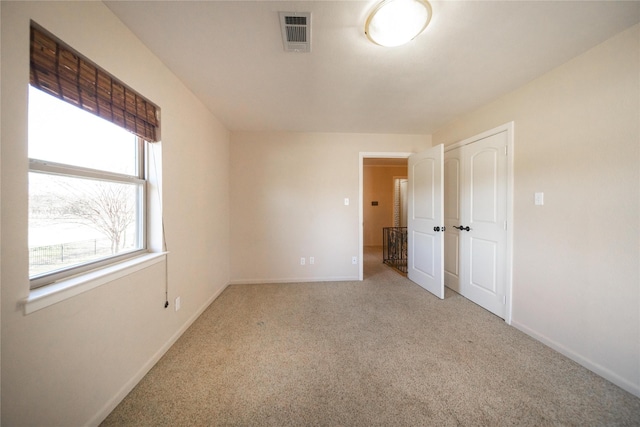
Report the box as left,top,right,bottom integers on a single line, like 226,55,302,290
23,252,167,315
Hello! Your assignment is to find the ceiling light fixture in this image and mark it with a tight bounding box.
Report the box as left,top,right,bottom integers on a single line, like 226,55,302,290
365,0,432,47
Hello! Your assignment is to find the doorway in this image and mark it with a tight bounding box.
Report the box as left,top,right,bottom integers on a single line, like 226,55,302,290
359,152,412,280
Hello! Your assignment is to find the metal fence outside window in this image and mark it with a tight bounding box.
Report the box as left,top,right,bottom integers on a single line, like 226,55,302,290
29,238,113,275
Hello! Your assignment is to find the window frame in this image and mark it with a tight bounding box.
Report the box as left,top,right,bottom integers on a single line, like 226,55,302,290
28,132,149,289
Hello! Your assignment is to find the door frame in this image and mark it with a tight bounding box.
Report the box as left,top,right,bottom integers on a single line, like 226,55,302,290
359,152,413,281
444,122,514,324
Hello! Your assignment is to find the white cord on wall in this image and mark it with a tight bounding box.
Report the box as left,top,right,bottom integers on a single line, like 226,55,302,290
149,142,170,308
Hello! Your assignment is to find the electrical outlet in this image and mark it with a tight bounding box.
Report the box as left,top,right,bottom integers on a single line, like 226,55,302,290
300,257,306,266
175,296,181,311
352,256,358,265
309,257,314,265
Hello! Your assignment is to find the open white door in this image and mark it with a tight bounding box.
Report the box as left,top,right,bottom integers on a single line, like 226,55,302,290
408,144,444,299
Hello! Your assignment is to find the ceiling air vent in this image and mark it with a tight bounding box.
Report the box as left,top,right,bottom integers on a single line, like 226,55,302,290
279,12,311,53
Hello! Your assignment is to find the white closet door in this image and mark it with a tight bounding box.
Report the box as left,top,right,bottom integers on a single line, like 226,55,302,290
457,131,508,318
408,144,444,299
444,148,461,293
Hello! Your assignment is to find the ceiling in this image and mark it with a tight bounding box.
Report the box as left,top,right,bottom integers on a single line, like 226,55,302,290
104,1,640,135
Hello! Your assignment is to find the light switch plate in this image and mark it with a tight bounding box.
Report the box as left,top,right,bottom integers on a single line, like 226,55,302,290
534,192,544,206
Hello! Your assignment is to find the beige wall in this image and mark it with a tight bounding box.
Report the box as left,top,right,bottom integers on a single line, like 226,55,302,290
230,132,428,283
433,24,640,397
1,2,230,425
363,166,408,246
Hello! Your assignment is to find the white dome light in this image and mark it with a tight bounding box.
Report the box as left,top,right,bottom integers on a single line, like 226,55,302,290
365,0,432,47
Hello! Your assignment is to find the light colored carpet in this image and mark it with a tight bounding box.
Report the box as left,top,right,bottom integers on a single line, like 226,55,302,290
102,247,640,426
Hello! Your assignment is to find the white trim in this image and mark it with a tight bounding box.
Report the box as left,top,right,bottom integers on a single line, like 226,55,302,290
23,252,167,315
359,152,413,281
505,123,515,325
444,122,515,325
228,276,359,285
363,164,409,168
29,159,145,185
444,122,512,151
512,320,640,398
90,281,230,426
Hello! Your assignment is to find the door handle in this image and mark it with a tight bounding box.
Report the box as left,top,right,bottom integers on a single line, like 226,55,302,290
453,225,470,231
433,226,447,232
433,226,440,232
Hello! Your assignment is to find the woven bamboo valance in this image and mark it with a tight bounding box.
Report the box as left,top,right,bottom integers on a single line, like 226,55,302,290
29,23,160,142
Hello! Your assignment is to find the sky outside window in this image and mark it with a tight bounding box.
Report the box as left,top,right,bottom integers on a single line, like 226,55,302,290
28,86,138,175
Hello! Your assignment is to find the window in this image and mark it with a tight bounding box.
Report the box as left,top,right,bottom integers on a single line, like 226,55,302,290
28,23,160,289
29,87,147,287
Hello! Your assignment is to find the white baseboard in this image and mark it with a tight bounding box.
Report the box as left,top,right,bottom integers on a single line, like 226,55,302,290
511,320,640,398
89,281,230,426
228,276,360,285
